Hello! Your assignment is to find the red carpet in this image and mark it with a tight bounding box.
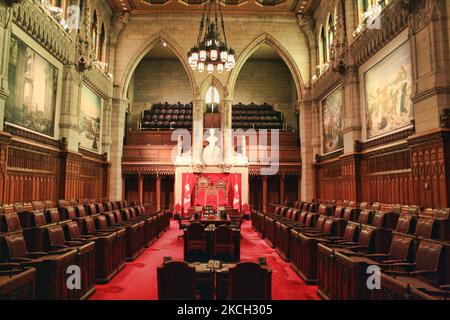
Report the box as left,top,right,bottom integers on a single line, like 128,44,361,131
90,219,319,300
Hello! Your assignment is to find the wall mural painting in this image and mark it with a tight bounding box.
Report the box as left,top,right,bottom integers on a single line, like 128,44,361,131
80,85,102,151
6,36,58,136
322,87,344,154
364,41,413,139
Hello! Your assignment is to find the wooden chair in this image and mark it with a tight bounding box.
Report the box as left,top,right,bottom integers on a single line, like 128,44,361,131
214,225,234,259
227,262,272,300
157,261,198,300
185,223,206,255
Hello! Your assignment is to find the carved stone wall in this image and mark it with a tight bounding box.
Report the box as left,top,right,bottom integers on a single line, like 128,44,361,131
0,0,112,203
311,0,450,208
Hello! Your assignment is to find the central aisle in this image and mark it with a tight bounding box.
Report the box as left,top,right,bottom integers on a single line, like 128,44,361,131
91,219,319,300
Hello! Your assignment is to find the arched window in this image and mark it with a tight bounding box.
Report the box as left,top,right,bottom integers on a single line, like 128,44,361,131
98,23,106,62
319,26,327,66
357,0,385,26
91,11,98,54
206,86,220,105
205,86,220,113
326,15,334,62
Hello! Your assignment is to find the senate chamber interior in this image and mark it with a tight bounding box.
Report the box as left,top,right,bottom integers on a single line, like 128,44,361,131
0,0,449,303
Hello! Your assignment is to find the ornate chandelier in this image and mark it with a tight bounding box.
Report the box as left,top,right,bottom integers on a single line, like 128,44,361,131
188,0,236,74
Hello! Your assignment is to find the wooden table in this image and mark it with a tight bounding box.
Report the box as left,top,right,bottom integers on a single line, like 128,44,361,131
184,226,241,261
190,214,231,226
189,262,236,300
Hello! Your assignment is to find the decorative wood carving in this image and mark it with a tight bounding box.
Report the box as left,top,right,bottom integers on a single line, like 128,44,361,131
350,0,410,67
360,147,413,205
408,129,450,208
0,129,109,203
11,0,72,64
315,159,342,201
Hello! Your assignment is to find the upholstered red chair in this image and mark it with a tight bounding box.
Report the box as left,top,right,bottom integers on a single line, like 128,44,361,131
367,233,414,265
227,262,272,300
4,233,49,262
46,225,86,252
44,208,61,224
59,206,77,221
64,221,95,241
214,225,235,259
0,210,21,233
325,222,360,245
157,261,198,300
358,209,374,225
396,214,417,234
382,239,446,287
75,205,87,217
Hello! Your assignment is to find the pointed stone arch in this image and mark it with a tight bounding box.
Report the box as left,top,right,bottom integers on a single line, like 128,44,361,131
198,75,226,104
119,32,196,100
227,33,304,102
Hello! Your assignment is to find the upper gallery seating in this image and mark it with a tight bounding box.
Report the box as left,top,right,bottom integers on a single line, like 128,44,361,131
0,199,171,300
232,103,283,130
251,200,450,300
141,102,193,130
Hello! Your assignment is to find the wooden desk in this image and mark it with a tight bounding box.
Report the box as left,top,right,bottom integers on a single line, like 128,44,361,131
0,267,36,300
184,227,241,262
189,262,235,300
190,214,231,226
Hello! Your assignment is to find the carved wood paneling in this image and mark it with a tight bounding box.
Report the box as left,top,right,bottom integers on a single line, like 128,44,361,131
315,159,342,201
340,154,361,202
360,147,413,205
5,144,60,203
408,129,450,208
79,158,105,200
1,137,109,204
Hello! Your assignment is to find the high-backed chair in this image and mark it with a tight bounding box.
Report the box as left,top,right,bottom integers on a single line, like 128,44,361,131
227,262,272,300
0,210,22,233
177,215,189,240
383,239,445,287
214,225,234,259
367,233,414,265
185,223,206,256
157,261,198,300
3,233,48,262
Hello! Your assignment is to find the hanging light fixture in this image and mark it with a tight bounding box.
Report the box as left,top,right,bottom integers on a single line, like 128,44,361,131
188,0,236,74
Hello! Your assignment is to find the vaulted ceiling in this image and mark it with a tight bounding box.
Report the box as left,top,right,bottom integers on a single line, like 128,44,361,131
107,0,318,15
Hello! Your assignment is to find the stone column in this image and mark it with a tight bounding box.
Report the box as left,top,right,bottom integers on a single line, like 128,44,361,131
299,98,314,201
192,95,204,165
102,98,113,159
59,65,82,152
0,3,12,132
138,174,143,205
109,97,128,200
311,102,321,158
222,98,233,164
262,176,268,213
342,66,362,154
156,174,162,211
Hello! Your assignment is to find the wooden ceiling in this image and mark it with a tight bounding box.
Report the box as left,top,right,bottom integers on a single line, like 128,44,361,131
107,0,318,16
